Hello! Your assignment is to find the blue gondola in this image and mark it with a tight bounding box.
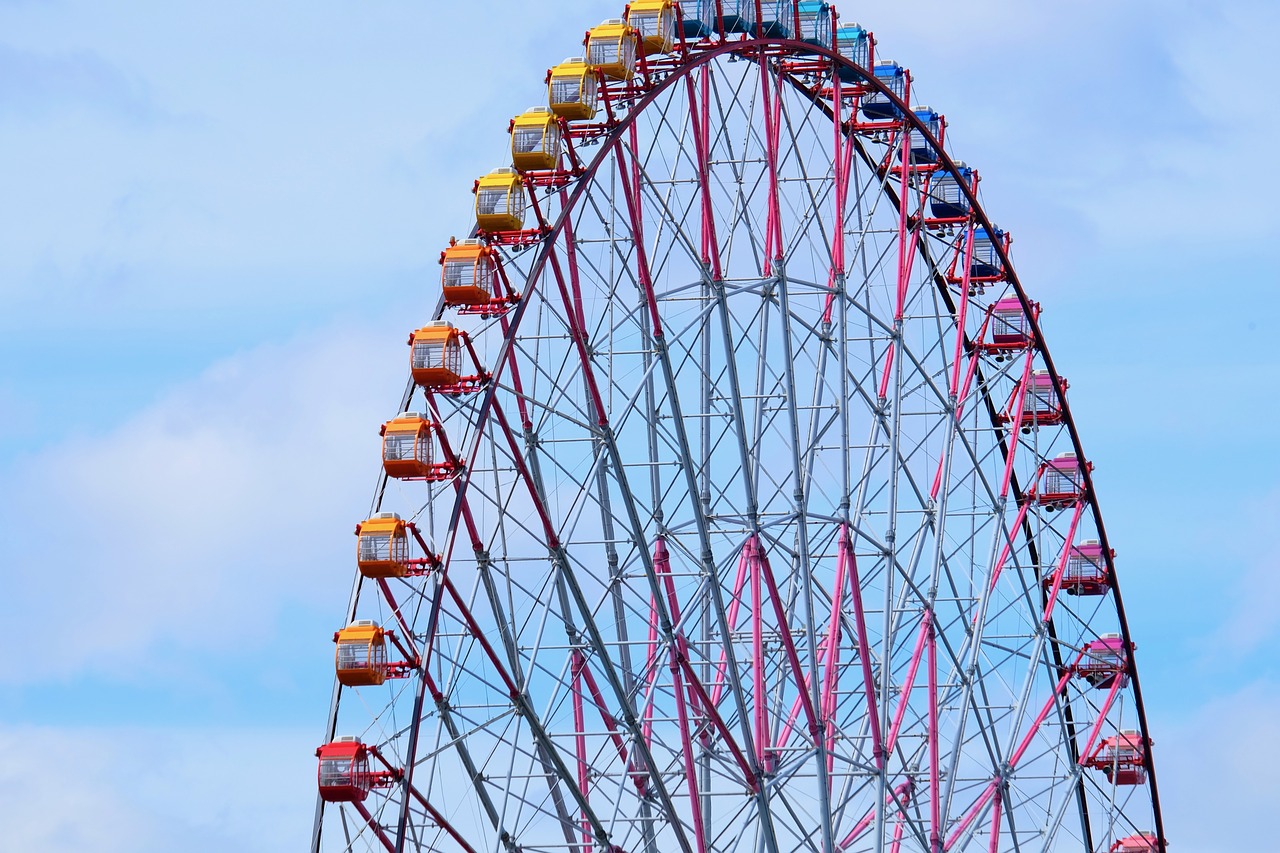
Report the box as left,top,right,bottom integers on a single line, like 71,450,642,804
759,1,793,38
861,60,904,120
911,106,941,162
835,23,869,82
718,0,756,34
680,0,715,38
970,226,1005,278
796,1,832,50
929,162,973,220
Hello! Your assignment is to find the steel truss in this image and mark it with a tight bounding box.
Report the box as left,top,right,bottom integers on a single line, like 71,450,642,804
313,22,1165,853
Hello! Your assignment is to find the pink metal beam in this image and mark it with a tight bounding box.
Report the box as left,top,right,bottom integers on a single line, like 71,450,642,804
885,614,930,755
928,614,941,853
931,313,989,501
751,536,767,764
683,65,723,280
1077,671,1126,761
822,66,858,325
577,655,643,793
614,126,665,340
840,527,885,768
997,348,1038,499
655,539,758,791
983,495,1034,599
1041,500,1086,622
375,578,421,663
819,529,851,773
838,778,915,849
893,117,916,322
572,651,592,849
758,47,785,274
987,788,1003,853
656,539,709,853
754,537,820,740
352,801,397,853
709,545,752,708
948,226,977,396
877,342,896,403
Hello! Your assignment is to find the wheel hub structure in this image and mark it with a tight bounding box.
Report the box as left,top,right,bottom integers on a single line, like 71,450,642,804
312,9,1165,853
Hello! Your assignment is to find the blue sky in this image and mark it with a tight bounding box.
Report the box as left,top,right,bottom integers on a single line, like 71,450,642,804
1,1,1276,850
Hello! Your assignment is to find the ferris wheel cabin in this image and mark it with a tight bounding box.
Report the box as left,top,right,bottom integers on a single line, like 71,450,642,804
474,168,526,234
1007,369,1066,431
969,226,1008,280
547,57,599,121
334,621,390,687
626,0,676,55
1085,730,1150,786
758,0,796,38
679,0,715,38
511,107,562,172
381,412,451,481
587,19,637,80
927,162,974,222
1052,539,1112,596
1110,833,1160,853
834,24,870,81
717,0,757,34
409,322,465,389
795,2,833,48
1077,634,1130,690
983,297,1036,356
911,105,942,162
861,60,905,121
440,239,500,309
356,512,412,578
1039,451,1086,506
316,737,372,803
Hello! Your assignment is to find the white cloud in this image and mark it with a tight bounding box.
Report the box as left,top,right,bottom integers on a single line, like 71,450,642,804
0,323,405,684
0,724,316,852
1152,680,1280,852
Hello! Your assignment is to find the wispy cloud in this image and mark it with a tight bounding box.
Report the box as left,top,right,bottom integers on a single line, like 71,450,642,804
1153,679,1280,852
0,324,403,685
0,724,315,852
0,43,167,122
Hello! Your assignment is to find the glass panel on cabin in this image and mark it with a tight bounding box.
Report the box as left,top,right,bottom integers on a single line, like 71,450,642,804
1024,380,1057,415
413,340,444,371
319,758,356,789
359,533,391,563
1069,551,1104,581
836,27,869,68
337,640,370,671
992,306,1027,339
513,127,544,156
551,76,583,106
476,188,507,218
383,432,418,462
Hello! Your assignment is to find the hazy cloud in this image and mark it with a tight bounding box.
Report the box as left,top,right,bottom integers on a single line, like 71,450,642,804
0,324,403,684
0,724,315,852
0,43,165,122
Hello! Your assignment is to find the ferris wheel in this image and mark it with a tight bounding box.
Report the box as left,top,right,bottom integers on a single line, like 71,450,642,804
310,3,1167,853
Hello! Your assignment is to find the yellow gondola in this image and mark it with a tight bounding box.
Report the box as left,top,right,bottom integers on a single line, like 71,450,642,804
626,0,676,56
409,321,465,389
355,512,411,578
511,107,562,171
440,239,497,308
548,57,598,121
334,621,389,686
587,19,637,81
474,168,526,232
